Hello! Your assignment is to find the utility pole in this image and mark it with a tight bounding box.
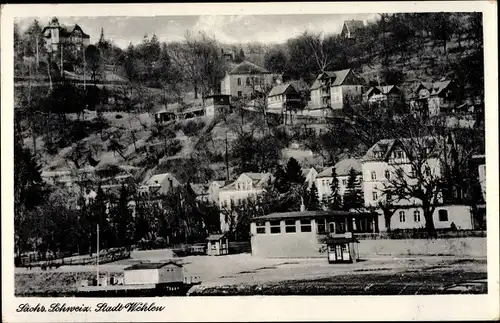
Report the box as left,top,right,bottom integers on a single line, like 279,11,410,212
60,43,63,78
225,132,229,181
83,46,86,90
96,222,100,284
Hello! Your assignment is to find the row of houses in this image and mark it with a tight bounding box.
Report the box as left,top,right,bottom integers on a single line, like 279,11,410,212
133,136,486,234
217,59,471,120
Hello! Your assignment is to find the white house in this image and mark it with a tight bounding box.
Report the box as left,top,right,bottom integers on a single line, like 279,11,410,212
267,83,302,113
218,172,273,232
309,69,364,111
316,158,363,202
362,138,473,230
139,173,181,196
123,262,184,285
220,61,280,99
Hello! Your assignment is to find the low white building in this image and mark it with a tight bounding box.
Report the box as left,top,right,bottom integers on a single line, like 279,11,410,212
123,262,184,285
316,158,362,202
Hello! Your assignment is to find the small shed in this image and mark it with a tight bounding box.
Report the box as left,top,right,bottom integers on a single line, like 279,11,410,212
206,234,229,256
123,262,184,285
326,233,360,263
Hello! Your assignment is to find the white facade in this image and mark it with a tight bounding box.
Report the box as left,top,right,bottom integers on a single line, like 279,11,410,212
218,173,271,232
317,174,363,202
362,157,442,208
377,205,473,231
124,264,183,285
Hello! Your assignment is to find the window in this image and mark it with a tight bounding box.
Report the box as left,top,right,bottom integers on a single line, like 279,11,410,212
237,91,242,97
414,210,421,222
438,209,449,222
285,219,296,233
246,78,251,86
371,171,377,180
237,78,241,86
256,221,266,234
316,218,326,233
300,219,312,232
385,170,391,179
270,220,281,234
372,191,378,201
399,211,406,222
342,179,347,186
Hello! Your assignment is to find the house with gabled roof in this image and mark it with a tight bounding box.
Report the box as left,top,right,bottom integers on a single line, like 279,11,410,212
341,20,367,39
410,80,460,116
139,172,181,196
363,85,404,105
42,17,90,53
220,61,281,99
362,138,473,231
310,69,364,112
267,83,302,113
218,172,273,232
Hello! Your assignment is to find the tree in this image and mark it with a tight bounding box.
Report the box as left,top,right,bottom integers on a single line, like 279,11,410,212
234,48,246,63
84,45,102,87
264,48,288,73
111,185,135,249
325,167,342,210
343,168,363,211
14,123,47,255
305,182,321,211
285,157,304,184
273,164,290,193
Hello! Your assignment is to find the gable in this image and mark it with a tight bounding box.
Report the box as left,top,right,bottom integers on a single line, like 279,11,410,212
341,70,360,85
341,23,349,37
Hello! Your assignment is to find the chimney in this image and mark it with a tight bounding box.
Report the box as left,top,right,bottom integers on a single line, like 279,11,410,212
300,197,306,212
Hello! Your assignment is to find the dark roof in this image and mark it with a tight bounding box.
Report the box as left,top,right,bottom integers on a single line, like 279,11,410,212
344,20,365,34
267,83,298,97
310,69,355,90
363,137,441,162
252,210,352,221
42,23,90,38
229,61,270,75
124,261,182,270
206,234,227,241
317,158,362,178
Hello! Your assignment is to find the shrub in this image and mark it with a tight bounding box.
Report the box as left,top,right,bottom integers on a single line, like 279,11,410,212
165,139,182,157
181,120,205,136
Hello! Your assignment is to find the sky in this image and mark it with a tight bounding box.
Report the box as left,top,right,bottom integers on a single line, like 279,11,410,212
17,14,377,48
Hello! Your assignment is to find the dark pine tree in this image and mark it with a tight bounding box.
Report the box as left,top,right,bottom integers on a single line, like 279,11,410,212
306,182,321,211
273,164,290,193
285,157,305,185
343,168,364,211
327,167,343,210
114,184,134,249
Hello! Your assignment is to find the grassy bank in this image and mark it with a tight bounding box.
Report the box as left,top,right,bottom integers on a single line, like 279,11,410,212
15,271,122,297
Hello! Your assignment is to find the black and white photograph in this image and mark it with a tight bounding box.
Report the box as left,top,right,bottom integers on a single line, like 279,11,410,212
2,2,498,322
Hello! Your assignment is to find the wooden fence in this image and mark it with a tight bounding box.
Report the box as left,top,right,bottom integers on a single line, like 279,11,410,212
17,248,131,268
